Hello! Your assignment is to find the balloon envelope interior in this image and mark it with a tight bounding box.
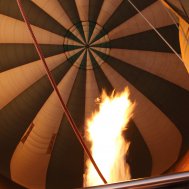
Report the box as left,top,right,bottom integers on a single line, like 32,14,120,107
0,0,189,188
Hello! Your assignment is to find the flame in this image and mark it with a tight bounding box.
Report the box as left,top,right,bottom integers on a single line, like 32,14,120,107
84,88,135,187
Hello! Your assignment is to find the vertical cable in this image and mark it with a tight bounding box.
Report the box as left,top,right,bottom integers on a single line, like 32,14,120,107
16,0,107,185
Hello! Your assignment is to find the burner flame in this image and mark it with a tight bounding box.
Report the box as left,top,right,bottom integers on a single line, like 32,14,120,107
84,88,135,187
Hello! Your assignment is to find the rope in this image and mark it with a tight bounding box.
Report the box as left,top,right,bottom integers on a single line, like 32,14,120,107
159,0,180,29
16,0,107,185
159,0,189,50
179,0,189,19
127,0,185,64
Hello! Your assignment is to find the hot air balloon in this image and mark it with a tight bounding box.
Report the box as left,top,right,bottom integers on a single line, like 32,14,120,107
0,0,189,188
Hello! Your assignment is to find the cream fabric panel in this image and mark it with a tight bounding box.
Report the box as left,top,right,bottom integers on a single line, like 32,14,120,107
32,0,73,29
89,0,123,43
75,0,89,22
70,25,85,44
85,70,99,122
64,37,82,47
84,69,100,172
100,62,182,175
110,49,189,91
86,50,93,70
90,50,105,67
65,48,84,59
0,14,64,44
10,66,79,189
109,1,173,40
75,0,90,42
0,53,66,109
73,49,86,68
97,0,123,26
82,22,89,42
89,24,103,44
92,47,110,56
92,34,109,46
166,0,183,11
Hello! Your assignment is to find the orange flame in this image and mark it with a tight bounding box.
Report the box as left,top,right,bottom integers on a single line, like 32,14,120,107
84,88,135,187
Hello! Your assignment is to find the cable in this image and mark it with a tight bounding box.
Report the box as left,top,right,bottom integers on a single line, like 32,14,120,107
127,0,185,64
160,0,189,51
159,0,180,29
16,0,107,185
179,0,189,19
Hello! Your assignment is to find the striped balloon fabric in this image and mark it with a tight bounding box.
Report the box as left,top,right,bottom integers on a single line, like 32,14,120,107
0,0,189,188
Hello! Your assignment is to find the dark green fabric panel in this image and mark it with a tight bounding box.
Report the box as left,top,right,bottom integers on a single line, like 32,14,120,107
109,25,180,53
79,50,87,69
90,50,152,178
181,0,189,18
88,0,104,41
66,30,84,44
0,44,63,72
0,61,72,178
165,0,189,23
91,0,156,43
63,44,83,52
92,43,111,48
75,22,87,42
58,0,86,42
46,69,86,189
67,49,85,65
104,0,156,33
89,0,104,22
96,50,189,156
0,0,67,36
58,0,80,24
125,120,152,178
90,29,107,44
89,49,113,94
91,48,109,62
88,22,96,43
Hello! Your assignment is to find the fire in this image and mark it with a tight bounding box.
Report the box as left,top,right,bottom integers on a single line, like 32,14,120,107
84,88,135,187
